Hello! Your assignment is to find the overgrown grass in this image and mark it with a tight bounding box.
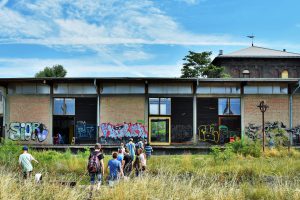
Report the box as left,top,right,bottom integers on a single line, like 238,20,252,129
1,140,300,199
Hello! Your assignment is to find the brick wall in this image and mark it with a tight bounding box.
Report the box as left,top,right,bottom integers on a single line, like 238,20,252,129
244,95,289,127
100,95,146,125
99,95,146,140
7,95,52,144
292,95,300,127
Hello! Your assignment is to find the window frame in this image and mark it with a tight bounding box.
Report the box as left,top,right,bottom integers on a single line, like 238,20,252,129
149,97,171,116
53,98,75,116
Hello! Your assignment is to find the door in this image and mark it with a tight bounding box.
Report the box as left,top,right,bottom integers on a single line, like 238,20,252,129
149,117,171,145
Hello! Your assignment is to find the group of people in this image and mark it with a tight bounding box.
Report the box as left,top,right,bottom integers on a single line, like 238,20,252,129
17,138,153,189
87,138,153,189
88,138,153,188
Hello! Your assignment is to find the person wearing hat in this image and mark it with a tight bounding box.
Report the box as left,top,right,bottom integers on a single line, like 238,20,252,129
18,146,39,179
126,138,136,161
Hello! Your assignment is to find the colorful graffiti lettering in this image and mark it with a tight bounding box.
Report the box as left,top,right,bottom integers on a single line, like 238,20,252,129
100,122,147,140
198,124,236,144
9,122,48,142
198,124,220,143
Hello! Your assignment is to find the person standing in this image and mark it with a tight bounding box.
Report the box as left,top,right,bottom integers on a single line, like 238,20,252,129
126,138,136,161
122,149,133,177
87,143,104,190
144,142,153,159
138,148,147,173
119,143,125,155
136,139,144,150
133,149,141,177
117,149,124,163
107,152,123,186
19,146,39,179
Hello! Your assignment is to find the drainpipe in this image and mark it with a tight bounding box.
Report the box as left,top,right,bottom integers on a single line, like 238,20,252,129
289,80,300,146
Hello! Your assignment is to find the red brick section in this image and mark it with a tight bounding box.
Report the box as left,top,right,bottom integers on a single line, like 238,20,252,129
292,95,300,127
8,95,52,144
100,96,146,136
244,95,289,127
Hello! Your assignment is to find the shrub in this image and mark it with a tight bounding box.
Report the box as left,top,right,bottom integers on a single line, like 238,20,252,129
228,139,262,157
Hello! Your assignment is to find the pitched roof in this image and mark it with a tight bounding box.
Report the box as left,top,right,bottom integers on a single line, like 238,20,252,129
217,46,300,58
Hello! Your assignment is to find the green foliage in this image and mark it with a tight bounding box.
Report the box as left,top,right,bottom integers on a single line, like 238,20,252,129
210,145,233,162
180,51,230,78
35,64,67,78
227,139,262,157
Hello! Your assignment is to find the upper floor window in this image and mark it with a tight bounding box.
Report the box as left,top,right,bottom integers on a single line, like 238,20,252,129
281,70,289,78
218,98,241,115
149,98,171,115
54,98,75,115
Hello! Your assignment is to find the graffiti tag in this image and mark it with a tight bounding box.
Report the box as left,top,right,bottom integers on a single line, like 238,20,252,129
9,122,48,142
198,124,220,143
100,122,148,140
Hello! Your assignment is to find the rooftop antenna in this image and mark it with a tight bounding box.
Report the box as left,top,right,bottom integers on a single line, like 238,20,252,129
247,34,255,46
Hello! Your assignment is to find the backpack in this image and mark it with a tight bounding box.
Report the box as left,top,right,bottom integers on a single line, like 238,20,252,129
87,152,101,173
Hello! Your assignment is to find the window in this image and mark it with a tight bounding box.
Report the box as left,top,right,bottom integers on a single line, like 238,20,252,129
281,70,289,78
54,98,75,115
218,98,240,115
149,117,171,145
149,98,171,115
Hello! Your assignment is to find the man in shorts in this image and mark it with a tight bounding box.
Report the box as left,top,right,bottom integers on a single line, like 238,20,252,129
19,146,39,179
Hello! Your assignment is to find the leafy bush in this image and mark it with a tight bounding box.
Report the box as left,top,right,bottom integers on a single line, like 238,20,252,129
227,139,262,157
210,145,234,162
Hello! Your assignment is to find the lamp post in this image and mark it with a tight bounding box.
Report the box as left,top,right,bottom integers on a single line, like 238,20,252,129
257,101,269,152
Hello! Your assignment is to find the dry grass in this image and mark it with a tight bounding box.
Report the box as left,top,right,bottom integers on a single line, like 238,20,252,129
1,141,300,200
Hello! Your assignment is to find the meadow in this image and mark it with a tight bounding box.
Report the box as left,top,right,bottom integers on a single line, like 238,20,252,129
1,140,300,200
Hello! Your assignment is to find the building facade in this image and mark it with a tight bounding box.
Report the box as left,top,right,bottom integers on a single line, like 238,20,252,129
0,77,300,147
212,46,300,78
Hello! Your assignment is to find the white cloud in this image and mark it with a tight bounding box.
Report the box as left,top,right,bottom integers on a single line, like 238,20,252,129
0,0,245,47
0,0,246,77
0,58,181,77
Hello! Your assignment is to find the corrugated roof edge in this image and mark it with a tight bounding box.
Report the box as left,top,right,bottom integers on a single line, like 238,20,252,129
0,77,299,83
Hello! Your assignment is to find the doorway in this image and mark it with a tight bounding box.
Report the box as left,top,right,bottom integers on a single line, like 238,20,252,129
53,116,75,145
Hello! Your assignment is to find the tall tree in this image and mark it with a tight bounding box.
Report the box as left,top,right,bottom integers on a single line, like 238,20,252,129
180,51,230,78
35,65,67,78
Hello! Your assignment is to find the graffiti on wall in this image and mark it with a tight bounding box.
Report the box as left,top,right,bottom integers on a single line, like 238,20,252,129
245,121,290,146
75,121,96,139
9,122,48,142
198,124,221,143
245,121,287,140
171,124,193,142
198,124,239,144
100,122,147,141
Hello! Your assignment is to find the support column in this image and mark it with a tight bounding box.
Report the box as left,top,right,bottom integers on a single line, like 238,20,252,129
97,94,100,143
49,83,53,144
289,94,293,146
241,94,245,140
193,94,197,144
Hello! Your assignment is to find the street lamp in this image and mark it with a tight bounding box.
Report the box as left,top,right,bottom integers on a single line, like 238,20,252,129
257,101,269,152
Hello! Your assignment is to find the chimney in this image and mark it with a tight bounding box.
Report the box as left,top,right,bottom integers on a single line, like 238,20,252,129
283,49,286,52
219,50,223,56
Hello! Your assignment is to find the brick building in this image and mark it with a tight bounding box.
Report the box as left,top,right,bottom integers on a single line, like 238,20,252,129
0,77,300,148
212,46,300,78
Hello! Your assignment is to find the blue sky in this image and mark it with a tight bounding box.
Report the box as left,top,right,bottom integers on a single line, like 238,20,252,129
0,0,300,77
